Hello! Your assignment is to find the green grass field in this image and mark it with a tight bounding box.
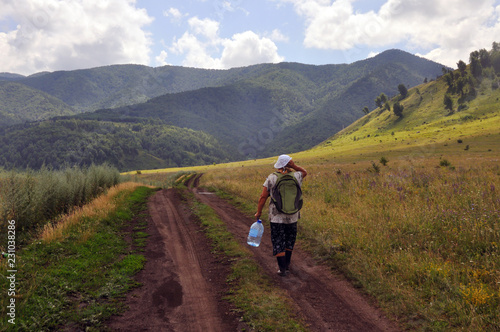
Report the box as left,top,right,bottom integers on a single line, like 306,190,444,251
0,183,155,331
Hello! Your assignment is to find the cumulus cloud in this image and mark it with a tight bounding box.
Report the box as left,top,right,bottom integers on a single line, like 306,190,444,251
0,0,153,75
220,31,285,68
188,17,220,41
267,29,289,42
279,0,500,66
169,16,284,69
155,50,170,66
163,7,185,23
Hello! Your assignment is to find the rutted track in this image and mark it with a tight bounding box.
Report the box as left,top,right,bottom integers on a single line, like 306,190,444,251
106,188,240,331
189,174,400,331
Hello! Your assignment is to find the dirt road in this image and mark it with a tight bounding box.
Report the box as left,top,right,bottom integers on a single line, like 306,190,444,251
107,177,401,331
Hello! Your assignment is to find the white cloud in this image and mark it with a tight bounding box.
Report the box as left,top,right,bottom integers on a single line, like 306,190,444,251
170,16,284,69
188,17,220,41
222,1,234,12
163,7,185,23
171,31,221,68
0,0,154,75
155,50,170,66
164,8,182,19
267,29,289,42
220,31,285,68
279,0,500,66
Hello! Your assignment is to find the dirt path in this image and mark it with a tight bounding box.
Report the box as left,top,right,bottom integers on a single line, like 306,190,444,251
107,177,401,331
191,175,400,332
106,188,241,331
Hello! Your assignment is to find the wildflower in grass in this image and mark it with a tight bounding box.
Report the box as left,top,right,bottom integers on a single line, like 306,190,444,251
460,283,494,307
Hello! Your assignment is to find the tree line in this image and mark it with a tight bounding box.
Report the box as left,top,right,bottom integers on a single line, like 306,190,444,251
444,42,500,113
363,42,500,117
0,119,234,171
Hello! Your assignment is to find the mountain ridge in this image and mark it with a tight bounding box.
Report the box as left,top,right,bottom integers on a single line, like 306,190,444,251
0,49,447,170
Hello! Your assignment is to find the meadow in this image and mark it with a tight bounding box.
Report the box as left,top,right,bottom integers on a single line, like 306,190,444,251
200,156,500,330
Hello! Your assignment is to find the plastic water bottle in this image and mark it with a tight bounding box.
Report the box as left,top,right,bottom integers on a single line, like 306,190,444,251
247,219,264,247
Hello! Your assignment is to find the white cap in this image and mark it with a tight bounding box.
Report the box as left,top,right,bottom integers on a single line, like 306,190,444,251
274,154,292,169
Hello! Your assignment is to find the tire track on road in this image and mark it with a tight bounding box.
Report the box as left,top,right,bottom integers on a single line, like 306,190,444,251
191,174,400,332
149,189,224,332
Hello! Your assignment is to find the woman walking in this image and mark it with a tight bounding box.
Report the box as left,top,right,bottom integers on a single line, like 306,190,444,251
255,155,307,276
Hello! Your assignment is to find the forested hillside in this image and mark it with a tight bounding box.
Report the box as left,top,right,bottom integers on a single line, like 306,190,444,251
0,82,75,126
10,64,279,113
0,119,233,171
266,54,439,154
80,50,445,157
0,49,446,170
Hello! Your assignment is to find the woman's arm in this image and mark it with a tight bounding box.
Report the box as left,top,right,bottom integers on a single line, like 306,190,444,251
287,160,307,178
255,187,270,219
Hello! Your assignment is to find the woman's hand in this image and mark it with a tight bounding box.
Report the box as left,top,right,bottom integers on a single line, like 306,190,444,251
286,160,307,178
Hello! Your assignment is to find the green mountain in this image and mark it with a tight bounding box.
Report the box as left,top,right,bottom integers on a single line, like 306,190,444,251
308,48,500,161
0,82,76,126
13,64,276,112
4,49,444,117
0,72,25,80
78,50,445,158
0,49,447,170
267,52,442,155
0,119,234,171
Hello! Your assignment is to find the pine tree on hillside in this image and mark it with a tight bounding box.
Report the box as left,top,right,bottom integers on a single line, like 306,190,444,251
398,84,408,99
444,94,453,112
470,51,483,78
393,102,404,117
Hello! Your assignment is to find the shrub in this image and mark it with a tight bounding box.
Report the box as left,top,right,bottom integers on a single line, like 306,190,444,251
440,159,452,167
380,157,389,166
370,161,381,173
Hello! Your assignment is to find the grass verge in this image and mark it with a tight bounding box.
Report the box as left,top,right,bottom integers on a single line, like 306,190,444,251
184,190,307,331
0,184,156,331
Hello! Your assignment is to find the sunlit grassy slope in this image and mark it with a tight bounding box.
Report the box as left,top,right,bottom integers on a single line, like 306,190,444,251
130,72,500,174
298,74,500,164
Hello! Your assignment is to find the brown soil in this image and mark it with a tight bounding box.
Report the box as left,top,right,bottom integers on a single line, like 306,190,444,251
106,176,402,331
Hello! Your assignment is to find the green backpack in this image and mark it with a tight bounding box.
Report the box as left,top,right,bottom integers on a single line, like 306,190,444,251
271,172,303,215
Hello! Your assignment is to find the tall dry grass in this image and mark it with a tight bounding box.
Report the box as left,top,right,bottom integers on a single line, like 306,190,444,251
0,164,120,243
40,182,143,243
201,160,500,330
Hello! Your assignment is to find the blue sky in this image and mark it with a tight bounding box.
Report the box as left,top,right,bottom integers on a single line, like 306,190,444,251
1,0,499,75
